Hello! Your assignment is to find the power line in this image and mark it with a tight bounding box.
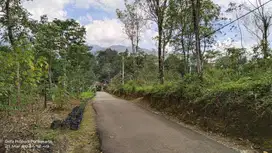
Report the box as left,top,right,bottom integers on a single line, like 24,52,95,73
204,0,272,38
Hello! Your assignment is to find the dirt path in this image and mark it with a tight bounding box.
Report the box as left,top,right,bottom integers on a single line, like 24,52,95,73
93,92,238,153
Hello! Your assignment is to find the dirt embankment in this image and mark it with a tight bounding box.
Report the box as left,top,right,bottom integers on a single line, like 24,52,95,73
110,91,272,153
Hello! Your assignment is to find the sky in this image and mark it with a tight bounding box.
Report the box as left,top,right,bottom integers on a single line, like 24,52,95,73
22,0,272,51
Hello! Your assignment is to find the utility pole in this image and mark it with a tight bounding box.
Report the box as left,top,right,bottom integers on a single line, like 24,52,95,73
122,55,125,85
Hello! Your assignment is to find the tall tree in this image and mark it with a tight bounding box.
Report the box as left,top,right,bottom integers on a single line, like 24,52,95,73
34,15,59,90
171,0,193,74
191,0,202,76
117,0,146,53
170,0,220,75
0,0,31,104
242,0,272,59
145,0,169,84
52,19,86,90
161,0,175,76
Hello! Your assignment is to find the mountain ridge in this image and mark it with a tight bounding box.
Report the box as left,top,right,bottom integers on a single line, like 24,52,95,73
89,44,156,55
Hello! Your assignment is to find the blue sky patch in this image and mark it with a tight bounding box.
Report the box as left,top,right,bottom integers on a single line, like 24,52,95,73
65,4,116,25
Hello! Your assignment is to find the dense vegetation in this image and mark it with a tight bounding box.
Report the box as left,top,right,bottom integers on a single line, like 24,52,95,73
0,1,99,152
0,1,97,111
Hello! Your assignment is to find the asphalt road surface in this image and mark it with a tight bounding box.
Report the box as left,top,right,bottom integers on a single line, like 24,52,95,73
93,92,238,153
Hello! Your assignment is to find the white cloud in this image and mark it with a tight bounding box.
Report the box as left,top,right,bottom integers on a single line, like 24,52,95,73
139,29,157,49
23,0,71,20
84,18,156,49
22,0,156,49
78,13,93,24
85,18,130,47
213,0,244,8
72,0,125,11
22,0,272,50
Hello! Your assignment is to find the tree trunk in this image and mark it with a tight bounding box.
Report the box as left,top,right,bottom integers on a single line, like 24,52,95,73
136,22,140,53
8,90,11,106
131,37,137,79
6,0,14,46
122,56,125,85
191,0,202,77
48,54,52,90
63,51,67,90
6,0,21,104
131,37,135,53
263,24,268,59
188,33,193,74
181,34,187,74
158,20,164,84
135,23,140,78
162,43,166,81
16,60,21,105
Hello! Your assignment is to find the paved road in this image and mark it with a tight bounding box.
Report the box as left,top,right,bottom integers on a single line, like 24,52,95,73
93,92,238,153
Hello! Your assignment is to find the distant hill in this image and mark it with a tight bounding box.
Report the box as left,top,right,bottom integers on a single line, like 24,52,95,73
89,44,156,55
109,45,132,52
90,45,105,52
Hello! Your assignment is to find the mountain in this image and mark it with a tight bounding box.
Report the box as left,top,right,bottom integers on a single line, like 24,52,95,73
109,45,132,52
89,44,155,55
90,45,105,52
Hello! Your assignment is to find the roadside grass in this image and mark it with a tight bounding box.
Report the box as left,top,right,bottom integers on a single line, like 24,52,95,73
35,92,100,153
66,102,100,153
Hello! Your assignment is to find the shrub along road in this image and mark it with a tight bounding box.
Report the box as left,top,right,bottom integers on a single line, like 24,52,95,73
93,92,239,153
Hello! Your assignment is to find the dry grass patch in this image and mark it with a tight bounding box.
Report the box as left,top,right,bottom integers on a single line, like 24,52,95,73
0,98,100,153
65,102,100,153
37,101,100,153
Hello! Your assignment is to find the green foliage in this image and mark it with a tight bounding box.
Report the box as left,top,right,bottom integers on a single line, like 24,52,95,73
80,91,95,100
109,54,272,107
50,85,69,108
0,10,97,110
0,39,48,106
94,49,121,83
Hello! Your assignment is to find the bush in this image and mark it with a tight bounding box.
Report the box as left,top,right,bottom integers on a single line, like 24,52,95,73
79,91,95,100
50,86,69,108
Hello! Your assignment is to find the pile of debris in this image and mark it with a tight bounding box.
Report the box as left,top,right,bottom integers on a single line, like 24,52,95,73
50,105,85,130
